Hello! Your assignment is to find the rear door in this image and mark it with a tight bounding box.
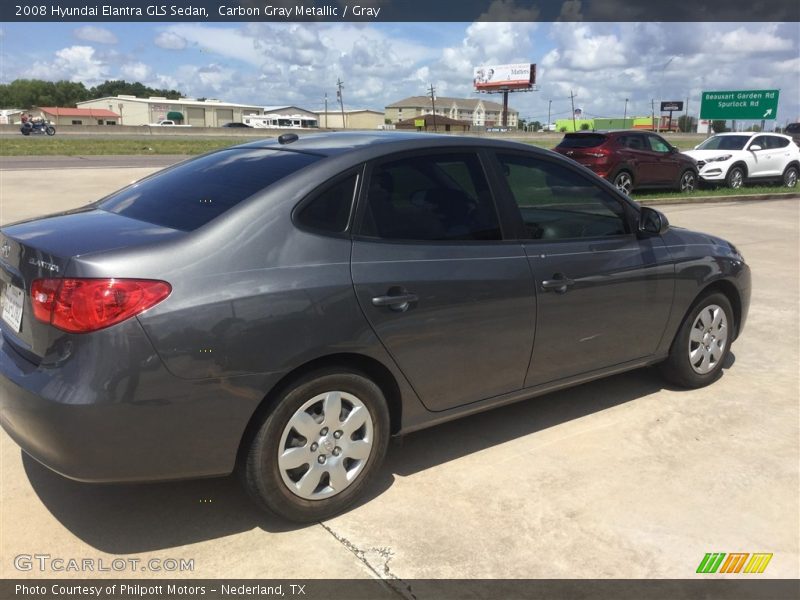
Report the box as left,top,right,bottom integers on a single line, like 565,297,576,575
351,149,536,411
488,151,674,386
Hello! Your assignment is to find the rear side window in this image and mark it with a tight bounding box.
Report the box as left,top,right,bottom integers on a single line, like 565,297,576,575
558,134,607,148
359,152,501,242
99,149,321,231
766,136,790,149
295,174,357,233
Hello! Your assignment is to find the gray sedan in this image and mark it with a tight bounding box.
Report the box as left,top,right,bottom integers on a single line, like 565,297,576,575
0,133,750,522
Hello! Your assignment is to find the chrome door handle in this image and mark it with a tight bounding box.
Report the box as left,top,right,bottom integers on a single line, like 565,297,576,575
372,292,419,311
541,274,574,294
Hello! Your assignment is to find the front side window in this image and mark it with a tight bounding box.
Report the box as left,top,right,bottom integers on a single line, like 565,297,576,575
360,153,501,241
647,135,672,153
750,135,770,150
496,153,628,241
696,135,750,151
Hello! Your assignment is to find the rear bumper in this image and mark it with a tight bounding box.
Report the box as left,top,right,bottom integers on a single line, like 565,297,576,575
0,321,267,483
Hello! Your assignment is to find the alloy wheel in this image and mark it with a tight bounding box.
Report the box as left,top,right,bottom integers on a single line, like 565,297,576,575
680,171,696,192
614,172,633,195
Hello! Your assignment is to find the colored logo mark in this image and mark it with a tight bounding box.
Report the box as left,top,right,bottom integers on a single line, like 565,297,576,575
696,552,773,574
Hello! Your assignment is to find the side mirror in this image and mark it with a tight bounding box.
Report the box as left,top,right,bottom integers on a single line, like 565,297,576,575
749,144,761,151
639,206,670,235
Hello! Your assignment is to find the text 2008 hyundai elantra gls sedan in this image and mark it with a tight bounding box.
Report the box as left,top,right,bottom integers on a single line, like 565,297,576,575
0,133,750,522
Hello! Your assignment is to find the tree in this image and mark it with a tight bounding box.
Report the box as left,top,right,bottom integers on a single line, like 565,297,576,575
711,120,728,133
530,120,543,132
677,115,697,133
0,78,185,109
580,122,590,130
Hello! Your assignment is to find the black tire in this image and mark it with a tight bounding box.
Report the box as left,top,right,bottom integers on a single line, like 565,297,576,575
612,170,634,195
659,292,734,389
677,169,697,193
725,165,745,189
241,369,390,522
45,126,56,136
783,165,798,188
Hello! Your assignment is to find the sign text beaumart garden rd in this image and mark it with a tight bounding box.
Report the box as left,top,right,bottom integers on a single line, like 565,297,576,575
700,90,780,120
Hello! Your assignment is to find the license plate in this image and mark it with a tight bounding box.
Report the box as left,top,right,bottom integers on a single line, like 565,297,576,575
1,283,24,332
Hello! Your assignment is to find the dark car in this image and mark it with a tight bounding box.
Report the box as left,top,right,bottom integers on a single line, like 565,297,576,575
554,131,698,195
222,122,252,128
784,123,800,145
0,133,750,522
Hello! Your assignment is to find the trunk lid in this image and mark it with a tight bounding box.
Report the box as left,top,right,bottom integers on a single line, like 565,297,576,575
0,209,183,361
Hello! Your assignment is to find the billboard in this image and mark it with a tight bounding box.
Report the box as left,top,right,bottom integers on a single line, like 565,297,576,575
660,101,684,112
473,63,535,91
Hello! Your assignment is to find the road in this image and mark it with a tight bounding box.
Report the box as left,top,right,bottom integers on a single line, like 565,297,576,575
0,166,798,590
0,155,186,170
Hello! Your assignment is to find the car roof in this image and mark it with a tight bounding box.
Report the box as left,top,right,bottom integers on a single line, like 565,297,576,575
710,132,791,138
232,131,543,158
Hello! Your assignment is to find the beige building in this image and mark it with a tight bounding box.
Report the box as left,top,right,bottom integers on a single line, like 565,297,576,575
314,109,386,130
76,96,263,127
385,96,518,128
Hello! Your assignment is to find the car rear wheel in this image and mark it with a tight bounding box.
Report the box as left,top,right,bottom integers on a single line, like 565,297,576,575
612,171,634,195
783,165,798,188
241,369,390,522
659,292,734,388
678,170,697,193
725,166,745,189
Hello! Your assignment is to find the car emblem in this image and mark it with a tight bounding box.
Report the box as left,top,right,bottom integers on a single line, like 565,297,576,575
566,151,574,155
0,241,9,259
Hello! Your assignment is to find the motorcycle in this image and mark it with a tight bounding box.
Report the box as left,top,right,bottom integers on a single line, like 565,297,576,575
20,120,56,136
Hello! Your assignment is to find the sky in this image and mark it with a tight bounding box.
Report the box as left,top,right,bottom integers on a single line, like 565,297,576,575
0,20,798,126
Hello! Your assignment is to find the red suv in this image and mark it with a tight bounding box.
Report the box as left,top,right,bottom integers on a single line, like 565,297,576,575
553,131,698,195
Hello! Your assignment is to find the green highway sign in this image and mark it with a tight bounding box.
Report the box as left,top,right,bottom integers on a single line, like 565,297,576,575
700,89,780,120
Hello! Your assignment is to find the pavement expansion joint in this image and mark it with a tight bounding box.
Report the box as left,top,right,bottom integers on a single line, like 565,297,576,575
317,522,416,599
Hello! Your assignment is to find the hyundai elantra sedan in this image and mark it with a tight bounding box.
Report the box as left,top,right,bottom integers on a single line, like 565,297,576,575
0,133,750,522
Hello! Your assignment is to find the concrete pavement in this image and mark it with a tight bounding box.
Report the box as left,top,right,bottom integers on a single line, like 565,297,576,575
0,167,797,586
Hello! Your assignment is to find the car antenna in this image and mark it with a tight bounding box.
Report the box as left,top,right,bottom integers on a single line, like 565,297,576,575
278,133,299,145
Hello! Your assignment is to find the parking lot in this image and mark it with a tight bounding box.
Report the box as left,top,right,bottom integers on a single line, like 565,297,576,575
0,164,798,583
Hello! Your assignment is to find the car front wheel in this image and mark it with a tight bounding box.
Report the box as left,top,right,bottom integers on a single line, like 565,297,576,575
659,292,734,388
725,166,745,188
679,169,697,193
783,165,798,188
241,369,390,522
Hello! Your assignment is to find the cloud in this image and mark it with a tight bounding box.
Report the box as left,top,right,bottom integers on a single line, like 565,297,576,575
154,31,187,50
120,62,152,81
29,45,108,86
74,26,117,45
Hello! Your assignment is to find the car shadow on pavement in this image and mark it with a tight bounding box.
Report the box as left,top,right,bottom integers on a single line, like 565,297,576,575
22,361,732,554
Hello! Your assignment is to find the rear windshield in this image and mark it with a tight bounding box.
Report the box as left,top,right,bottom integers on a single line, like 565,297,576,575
99,148,321,231
557,134,607,149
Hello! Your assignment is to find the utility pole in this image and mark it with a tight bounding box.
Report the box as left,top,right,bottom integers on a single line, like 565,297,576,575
428,83,437,132
569,90,577,132
547,99,551,131
651,99,656,131
324,93,328,129
684,96,689,132
336,77,345,129
623,98,628,128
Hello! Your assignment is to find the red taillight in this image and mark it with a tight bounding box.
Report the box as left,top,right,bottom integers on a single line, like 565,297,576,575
31,278,171,333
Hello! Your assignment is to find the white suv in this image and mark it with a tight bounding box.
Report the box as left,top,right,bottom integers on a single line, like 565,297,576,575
684,132,799,188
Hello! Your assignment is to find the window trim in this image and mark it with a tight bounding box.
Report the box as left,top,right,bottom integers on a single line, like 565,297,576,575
351,147,513,245
485,148,640,243
290,165,364,238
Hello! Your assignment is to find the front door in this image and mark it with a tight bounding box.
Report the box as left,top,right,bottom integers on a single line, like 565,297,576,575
351,150,536,411
489,151,674,386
